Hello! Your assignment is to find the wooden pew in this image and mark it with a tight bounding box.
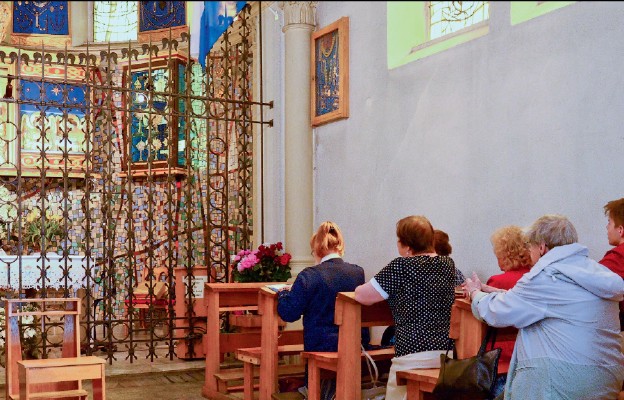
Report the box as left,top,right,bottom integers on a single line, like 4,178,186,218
235,287,305,400
302,292,395,400
202,282,301,399
396,297,519,399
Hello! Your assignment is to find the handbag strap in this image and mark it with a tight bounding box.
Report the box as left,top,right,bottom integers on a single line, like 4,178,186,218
478,326,498,355
361,344,379,385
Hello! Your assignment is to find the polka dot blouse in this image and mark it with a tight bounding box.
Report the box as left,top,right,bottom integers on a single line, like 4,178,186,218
374,255,456,357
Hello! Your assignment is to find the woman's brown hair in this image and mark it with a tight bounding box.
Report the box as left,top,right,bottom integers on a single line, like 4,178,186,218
310,221,345,258
396,216,435,254
434,229,452,256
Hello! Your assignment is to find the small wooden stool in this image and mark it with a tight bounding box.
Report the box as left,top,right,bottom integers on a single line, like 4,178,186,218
17,356,106,400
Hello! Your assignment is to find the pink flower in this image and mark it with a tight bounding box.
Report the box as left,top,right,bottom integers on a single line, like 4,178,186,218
232,243,292,282
238,253,259,271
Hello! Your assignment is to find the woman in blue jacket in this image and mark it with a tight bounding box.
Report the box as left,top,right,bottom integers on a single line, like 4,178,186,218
465,214,624,399
277,221,366,399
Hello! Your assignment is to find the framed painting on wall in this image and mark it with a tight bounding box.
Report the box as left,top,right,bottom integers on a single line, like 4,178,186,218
310,16,349,127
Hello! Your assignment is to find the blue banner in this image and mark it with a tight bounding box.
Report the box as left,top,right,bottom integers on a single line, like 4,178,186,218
199,1,247,68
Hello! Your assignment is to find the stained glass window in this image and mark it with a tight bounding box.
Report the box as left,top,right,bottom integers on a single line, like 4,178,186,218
94,1,138,42
429,1,489,40
19,80,86,153
129,68,170,163
125,57,188,173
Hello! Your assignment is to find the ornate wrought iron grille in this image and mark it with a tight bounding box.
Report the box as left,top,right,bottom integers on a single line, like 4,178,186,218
0,3,267,364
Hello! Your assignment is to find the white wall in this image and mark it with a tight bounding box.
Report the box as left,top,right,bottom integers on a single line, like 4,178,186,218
256,2,624,281
287,1,624,281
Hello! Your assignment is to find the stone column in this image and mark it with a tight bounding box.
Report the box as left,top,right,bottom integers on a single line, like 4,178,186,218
280,1,317,275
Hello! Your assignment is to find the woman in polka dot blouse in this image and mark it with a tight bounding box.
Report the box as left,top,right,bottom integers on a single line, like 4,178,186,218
355,215,456,400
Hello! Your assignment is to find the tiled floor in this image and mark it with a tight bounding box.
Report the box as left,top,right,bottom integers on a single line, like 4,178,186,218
97,369,207,400
0,349,208,400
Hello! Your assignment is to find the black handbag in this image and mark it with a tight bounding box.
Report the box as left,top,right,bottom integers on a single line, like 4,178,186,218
432,327,501,400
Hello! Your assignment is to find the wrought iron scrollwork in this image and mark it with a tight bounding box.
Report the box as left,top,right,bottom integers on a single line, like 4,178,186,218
0,2,267,364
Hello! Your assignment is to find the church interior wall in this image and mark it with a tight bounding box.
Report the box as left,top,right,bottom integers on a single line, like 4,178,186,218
305,1,624,280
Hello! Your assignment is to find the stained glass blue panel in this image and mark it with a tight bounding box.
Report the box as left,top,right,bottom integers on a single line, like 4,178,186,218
19,80,86,152
177,63,186,167
129,63,186,166
130,70,168,163
139,1,186,32
13,1,69,35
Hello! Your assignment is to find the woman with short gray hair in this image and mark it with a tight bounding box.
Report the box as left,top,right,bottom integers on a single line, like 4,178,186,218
464,214,624,399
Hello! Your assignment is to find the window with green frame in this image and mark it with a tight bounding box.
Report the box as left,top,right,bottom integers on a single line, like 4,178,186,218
510,2,574,26
387,1,490,69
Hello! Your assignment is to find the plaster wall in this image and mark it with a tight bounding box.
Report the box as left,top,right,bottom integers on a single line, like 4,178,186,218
284,1,624,281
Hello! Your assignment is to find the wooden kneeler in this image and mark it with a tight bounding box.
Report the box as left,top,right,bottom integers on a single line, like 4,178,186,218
4,298,105,400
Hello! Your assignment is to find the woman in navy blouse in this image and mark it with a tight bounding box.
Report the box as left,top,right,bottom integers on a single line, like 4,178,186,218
355,215,456,400
277,221,366,398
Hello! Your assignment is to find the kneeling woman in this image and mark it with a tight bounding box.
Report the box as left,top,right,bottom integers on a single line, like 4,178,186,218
277,221,366,399
355,215,456,400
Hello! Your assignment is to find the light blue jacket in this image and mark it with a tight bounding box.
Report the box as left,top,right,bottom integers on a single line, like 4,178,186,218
472,243,624,399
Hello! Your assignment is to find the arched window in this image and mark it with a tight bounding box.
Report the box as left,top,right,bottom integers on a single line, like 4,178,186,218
93,1,138,42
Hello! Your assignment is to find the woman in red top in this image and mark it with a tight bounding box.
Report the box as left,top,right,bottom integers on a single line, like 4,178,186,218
487,225,533,290
486,225,533,396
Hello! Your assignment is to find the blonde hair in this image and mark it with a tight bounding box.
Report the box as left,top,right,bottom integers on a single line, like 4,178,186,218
310,221,345,258
490,225,531,271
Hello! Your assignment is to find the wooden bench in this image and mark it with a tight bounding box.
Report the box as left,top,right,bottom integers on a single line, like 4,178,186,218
395,368,438,400
17,356,105,400
202,282,299,400
301,292,395,400
395,297,518,399
271,393,305,400
233,345,305,398
234,287,306,400
4,298,106,400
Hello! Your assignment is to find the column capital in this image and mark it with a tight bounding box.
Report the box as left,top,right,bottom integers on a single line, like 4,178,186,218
279,1,317,28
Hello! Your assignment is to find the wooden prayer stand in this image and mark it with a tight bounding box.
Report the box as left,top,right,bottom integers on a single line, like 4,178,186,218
302,292,395,400
202,282,294,399
4,298,105,400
